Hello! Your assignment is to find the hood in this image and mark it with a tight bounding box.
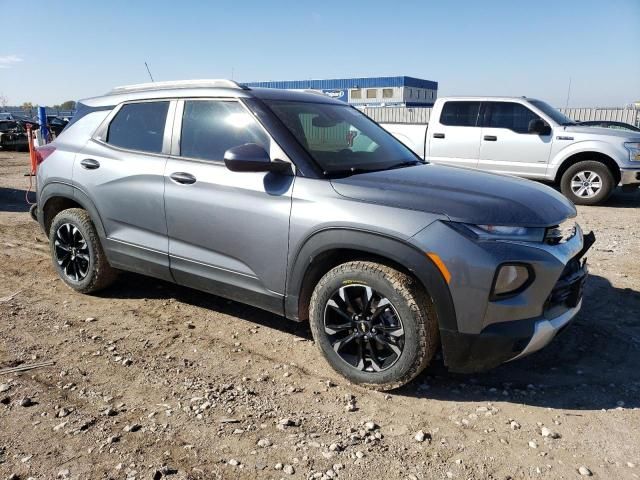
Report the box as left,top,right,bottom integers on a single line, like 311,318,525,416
564,125,640,140
330,164,576,227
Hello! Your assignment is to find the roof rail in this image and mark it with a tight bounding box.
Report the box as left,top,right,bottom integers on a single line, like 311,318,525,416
108,79,250,95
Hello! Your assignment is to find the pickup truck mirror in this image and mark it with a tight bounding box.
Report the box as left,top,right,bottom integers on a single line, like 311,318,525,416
528,119,551,136
224,143,290,173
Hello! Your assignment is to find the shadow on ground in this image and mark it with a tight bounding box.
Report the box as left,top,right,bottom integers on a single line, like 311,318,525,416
0,187,33,213
102,270,639,411
601,189,640,208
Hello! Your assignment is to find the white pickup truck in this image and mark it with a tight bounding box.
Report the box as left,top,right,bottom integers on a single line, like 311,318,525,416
381,97,640,205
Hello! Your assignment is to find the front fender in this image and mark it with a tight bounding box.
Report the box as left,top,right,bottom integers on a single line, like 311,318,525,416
285,227,457,332
548,139,626,178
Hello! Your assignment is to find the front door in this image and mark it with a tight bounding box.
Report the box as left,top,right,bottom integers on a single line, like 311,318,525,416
163,99,293,314
478,101,553,178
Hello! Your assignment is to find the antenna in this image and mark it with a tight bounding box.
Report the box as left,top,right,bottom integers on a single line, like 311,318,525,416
144,61,155,82
564,77,572,109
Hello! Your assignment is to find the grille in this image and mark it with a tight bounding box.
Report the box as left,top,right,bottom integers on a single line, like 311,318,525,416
545,257,587,312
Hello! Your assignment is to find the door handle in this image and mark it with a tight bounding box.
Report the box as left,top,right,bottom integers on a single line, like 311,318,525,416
433,133,445,139
80,158,100,170
169,172,197,185
484,135,497,141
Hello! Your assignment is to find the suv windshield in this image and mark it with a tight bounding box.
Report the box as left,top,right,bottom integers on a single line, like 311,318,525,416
529,99,576,125
266,100,421,175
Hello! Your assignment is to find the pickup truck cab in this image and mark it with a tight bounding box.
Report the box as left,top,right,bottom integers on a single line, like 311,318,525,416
382,97,640,205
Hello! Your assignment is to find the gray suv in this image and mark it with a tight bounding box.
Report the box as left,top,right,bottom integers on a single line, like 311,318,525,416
34,80,594,390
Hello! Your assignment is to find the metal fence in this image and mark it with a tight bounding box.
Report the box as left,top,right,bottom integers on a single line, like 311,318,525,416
360,106,640,127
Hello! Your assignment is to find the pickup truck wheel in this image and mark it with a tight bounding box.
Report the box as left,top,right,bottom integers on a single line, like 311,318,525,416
309,261,438,391
560,161,614,205
49,208,118,293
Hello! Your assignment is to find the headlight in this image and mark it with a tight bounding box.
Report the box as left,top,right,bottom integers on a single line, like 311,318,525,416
463,224,546,242
624,142,640,162
492,264,532,298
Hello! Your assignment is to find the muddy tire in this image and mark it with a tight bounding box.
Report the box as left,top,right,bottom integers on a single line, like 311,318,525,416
560,161,614,205
309,261,439,391
49,208,117,293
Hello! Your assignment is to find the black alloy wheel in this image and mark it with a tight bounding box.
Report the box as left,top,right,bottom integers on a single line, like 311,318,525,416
54,223,90,282
324,284,405,372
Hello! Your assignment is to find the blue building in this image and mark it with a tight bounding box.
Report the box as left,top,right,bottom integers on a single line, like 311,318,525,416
244,76,438,107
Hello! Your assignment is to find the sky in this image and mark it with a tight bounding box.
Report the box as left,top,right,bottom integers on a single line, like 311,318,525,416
0,0,638,107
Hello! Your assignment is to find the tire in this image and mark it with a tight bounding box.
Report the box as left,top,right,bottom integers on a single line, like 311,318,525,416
309,261,439,390
560,161,614,205
49,208,117,293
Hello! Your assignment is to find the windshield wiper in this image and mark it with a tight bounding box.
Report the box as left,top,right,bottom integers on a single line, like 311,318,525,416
323,167,376,178
384,160,424,170
324,160,424,178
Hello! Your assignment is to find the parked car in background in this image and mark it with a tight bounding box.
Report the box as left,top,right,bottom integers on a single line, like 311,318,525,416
381,97,640,205
33,80,594,390
0,120,29,151
47,115,69,136
579,120,640,132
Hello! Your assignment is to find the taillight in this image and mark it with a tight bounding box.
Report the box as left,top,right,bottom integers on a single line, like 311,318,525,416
35,145,56,165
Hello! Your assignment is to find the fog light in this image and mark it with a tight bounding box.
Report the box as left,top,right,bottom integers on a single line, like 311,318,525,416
492,264,531,298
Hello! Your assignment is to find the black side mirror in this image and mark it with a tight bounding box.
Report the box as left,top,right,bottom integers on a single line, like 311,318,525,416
224,143,290,173
528,118,551,136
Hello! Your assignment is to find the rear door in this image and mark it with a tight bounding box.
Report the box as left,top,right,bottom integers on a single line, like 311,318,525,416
163,98,293,314
478,101,553,178
74,100,174,280
427,100,482,169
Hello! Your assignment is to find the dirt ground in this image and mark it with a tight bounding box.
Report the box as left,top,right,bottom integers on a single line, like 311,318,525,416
0,150,638,480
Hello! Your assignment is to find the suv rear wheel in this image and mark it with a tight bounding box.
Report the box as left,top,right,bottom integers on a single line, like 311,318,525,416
560,160,614,205
49,208,117,293
309,261,438,390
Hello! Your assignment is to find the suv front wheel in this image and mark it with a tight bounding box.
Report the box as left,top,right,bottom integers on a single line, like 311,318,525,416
49,208,117,293
309,261,439,390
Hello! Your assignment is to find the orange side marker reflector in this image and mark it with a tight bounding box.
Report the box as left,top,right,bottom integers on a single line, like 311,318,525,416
426,252,451,284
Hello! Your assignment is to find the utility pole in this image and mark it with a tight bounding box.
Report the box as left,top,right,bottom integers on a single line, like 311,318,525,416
564,77,572,110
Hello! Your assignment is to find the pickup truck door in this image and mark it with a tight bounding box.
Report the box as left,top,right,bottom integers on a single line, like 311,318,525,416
478,101,553,178
427,100,482,169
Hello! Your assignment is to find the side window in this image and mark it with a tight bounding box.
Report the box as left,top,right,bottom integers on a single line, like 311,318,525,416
440,101,481,127
486,102,541,133
180,100,270,161
107,101,169,153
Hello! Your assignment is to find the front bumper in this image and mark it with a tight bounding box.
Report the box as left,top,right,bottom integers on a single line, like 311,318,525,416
440,255,588,373
620,168,640,186
412,221,594,374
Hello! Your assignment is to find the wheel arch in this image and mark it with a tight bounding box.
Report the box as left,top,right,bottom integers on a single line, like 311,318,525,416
554,151,621,185
39,183,107,238
285,228,457,332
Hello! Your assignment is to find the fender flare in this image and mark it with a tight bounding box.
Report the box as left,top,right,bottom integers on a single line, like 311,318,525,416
548,141,621,179
38,182,107,239
285,227,457,332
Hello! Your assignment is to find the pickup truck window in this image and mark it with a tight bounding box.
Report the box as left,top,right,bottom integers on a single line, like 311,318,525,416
485,102,541,134
267,100,420,175
440,101,481,127
529,99,577,126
